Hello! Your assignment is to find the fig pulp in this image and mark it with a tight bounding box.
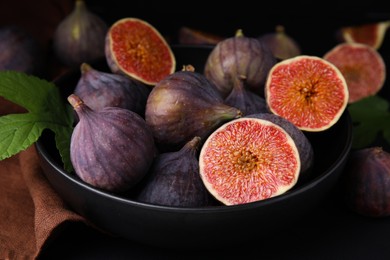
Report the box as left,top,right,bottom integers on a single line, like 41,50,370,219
68,94,155,192
105,17,175,86
199,117,301,205
247,113,314,178
53,0,108,67
343,147,390,217
338,20,390,50
324,43,386,104
204,29,276,98
145,65,242,151
136,136,212,207
265,55,349,132
74,63,150,117
258,25,301,60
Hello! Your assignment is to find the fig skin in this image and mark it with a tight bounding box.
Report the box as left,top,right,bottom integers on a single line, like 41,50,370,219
68,94,156,193
145,65,242,151
343,147,390,218
247,113,314,178
204,29,276,98
136,136,212,207
0,25,45,76
178,26,224,45
225,75,268,116
74,63,150,117
258,25,301,60
53,0,108,67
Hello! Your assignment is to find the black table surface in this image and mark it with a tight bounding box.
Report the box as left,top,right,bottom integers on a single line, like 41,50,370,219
38,184,390,259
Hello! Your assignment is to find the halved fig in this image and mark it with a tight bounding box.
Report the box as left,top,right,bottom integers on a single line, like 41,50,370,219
338,20,390,50
265,55,349,132
323,43,386,103
199,117,301,205
105,17,176,86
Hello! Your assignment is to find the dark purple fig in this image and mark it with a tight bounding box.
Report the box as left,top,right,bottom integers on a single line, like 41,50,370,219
258,25,301,60
68,94,156,192
0,25,45,76
74,63,150,117
136,136,212,207
343,147,390,217
247,113,314,178
225,75,268,116
145,65,242,151
53,0,108,67
204,29,276,98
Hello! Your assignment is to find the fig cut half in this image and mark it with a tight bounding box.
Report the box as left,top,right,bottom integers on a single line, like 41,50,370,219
323,42,386,104
339,20,390,50
105,17,176,86
265,55,349,132
199,117,301,206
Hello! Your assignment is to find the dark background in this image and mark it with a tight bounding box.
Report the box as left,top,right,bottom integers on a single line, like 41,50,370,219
1,1,390,259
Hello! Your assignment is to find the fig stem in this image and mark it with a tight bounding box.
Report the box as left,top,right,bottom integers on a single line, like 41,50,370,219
68,94,84,109
182,64,195,72
186,136,201,150
235,29,244,37
80,63,92,74
275,25,285,34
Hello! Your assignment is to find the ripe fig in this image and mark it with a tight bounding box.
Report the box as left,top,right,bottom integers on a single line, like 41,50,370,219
265,55,349,132
105,17,175,86
247,113,314,178
0,25,45,76
258,25,301,60
224,75,268,116
323,43,386,104
199,117,301,205
136,136,212,207
343,147,390,217
338,20,390,50
145,65,242,151
53,0,108,67
204,29,276,98
74,63,150,117
68,94,156,192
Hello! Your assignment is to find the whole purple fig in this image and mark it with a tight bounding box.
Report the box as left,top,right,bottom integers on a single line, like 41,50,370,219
204,29,276,98
145,65,242,151
343,147,390,217
0,25,45,76
225,75,268,116
136,136,212,207
53,0,108,67
68,94,156,192
74,63,150,117
258,25,301,60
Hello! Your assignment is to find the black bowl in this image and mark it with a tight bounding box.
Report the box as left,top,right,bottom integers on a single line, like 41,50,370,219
36,45,353,249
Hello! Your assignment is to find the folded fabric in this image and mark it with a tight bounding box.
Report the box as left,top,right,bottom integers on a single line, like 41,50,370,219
0,97,86,259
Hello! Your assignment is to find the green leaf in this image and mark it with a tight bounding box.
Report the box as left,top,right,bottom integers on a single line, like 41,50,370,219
0,71,74,172
348,95,390,149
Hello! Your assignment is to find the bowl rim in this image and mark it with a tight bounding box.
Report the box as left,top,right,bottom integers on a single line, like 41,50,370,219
35,110,352,213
